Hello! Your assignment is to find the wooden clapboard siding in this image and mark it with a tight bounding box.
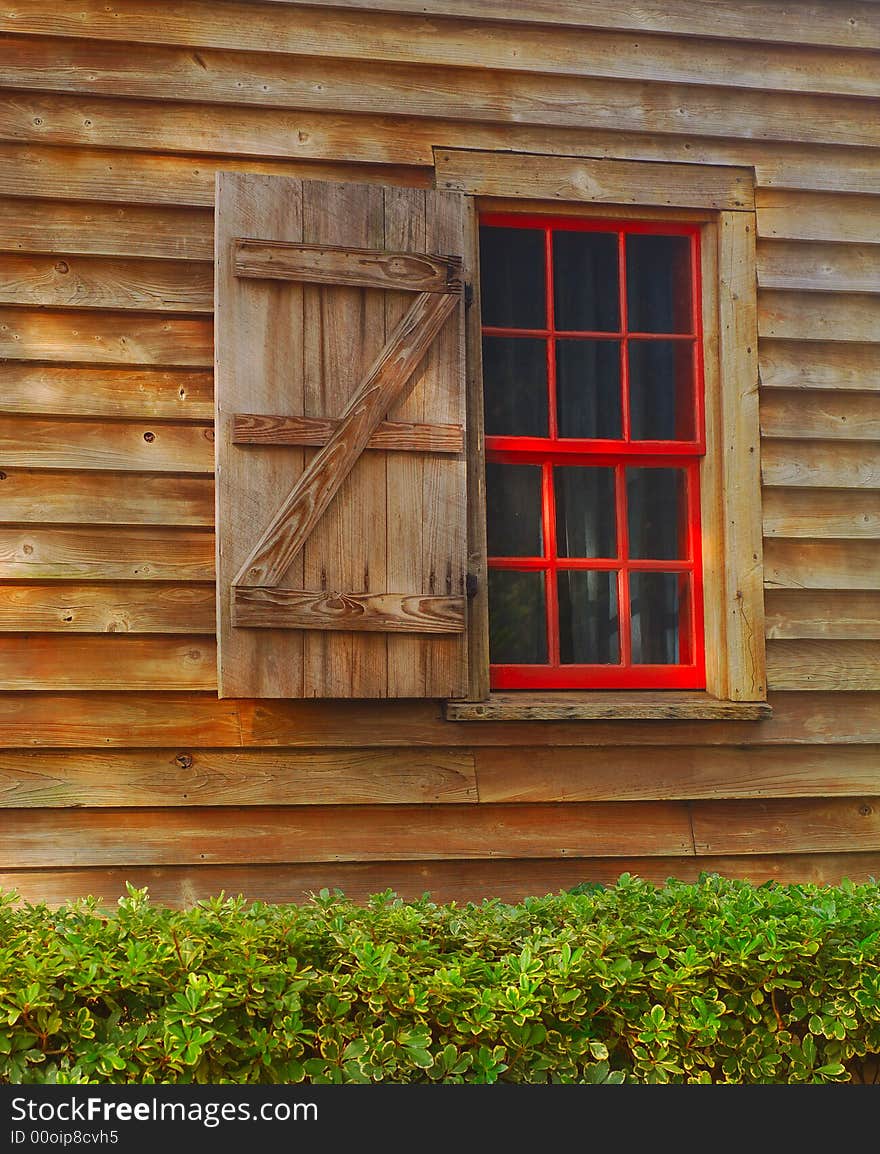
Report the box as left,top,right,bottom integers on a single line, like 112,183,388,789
0,748,477,807
0,417,214,472
0,1,877,905
474,745,880,802
0,635,216,691
767,640,880,690
4,803,695,867
765,591,880,639
762,490,880,539
0,471,214,526
760,391,880,441
0,526,214,581
762,442,880,489
4,851,880,909
0,365,214,419
5,1,878,99
0,252,212,312
0,583,216,633
757,240,880,295
0,308,213,365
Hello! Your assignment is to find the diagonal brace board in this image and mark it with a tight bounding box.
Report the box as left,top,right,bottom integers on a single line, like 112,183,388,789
233,288,460,590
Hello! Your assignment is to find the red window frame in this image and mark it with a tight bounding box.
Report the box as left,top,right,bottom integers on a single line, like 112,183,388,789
481,212,706,690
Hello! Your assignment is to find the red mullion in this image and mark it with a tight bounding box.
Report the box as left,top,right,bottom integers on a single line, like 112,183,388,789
618,228,630,446
542,458,560,668
614,460,631,669
685,459,706,682
492,663,704,690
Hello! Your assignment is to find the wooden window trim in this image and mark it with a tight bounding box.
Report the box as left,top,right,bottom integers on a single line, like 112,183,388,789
437,150,767,721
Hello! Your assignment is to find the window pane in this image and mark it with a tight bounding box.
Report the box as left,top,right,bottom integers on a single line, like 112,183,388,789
628,341,696,441
630,572,690,665
482,336,548,437
558,570,619,664
552,230,619,332
479,226,546,329
627,467,687,560
556,339,621,439
488,569,547,664
626,234,693,334
486,462,543,557
555,466,616,558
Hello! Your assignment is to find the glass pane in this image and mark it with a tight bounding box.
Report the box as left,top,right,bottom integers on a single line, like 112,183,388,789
628,341,695,441
627,467,687,560
558,570,619,664
479,226,546,329
482,336,548,437
556,339,621,439
489,569,547,665
630,571,691,665
486,462,543,557
552,230,619,332
554,466,616,558
626,234,693,334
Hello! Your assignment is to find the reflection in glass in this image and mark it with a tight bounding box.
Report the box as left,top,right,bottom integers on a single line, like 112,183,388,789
558,570,619,664
489,569,547,664
628,341,695,441
486,462,543,557
630,571,689,664
479,226,546,329
556,339,621,439
553,230,619,332
554,466,616,558
627,467,687,559
626,234,693,333
482,336,548,437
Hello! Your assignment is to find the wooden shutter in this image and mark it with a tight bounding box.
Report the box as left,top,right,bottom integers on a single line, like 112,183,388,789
215,172,469,698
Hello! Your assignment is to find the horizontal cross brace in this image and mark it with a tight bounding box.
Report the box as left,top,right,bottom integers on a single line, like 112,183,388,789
234,240,463,293
233,588,466,634
233,413,464,454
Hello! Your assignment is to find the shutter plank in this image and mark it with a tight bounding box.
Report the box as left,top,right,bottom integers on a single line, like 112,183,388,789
233,587,464,632
234,239,462,292
232,412,463,453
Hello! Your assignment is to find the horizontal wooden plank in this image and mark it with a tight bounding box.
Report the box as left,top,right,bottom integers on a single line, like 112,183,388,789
233,413,464,453
446,693,771,722
2,802,695,867
434,149,753,209
232,588,466,634
0,469,214,527
756,190,880,244
6,0,879,99
759,339,880,392
0,526,214,580
0,196,213,260
764,539,880,590
7,851,880,907
692,796,880,855
0,308,213,366
4,39,879,152
0,143,429,208
767,640,880,690
0,417,214,472
762,441,880,489
0,747,477,807
765,590,880,639
760,390,880,440
234,239,463,292
0,364,214,419
0,635,216,691
0,583,216,633
757,239,880,295
759,291,880,344
762,488,880,539
0,252,212,313
0,689,875,748
477,743,880,803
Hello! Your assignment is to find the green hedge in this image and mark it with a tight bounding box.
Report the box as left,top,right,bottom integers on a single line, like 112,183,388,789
1,874,878,1084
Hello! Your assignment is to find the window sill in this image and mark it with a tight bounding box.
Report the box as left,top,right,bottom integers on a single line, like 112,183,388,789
443,691,772,722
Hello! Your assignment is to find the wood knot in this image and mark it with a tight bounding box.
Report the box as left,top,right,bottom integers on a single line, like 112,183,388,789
143,431,155,442
54,260,69,274
175,752,194,770
859,804,873,817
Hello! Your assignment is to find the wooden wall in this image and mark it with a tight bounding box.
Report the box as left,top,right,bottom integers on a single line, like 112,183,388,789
1,0,879,906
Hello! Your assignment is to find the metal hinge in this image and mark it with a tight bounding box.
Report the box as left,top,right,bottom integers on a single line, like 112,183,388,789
466,572,479,599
